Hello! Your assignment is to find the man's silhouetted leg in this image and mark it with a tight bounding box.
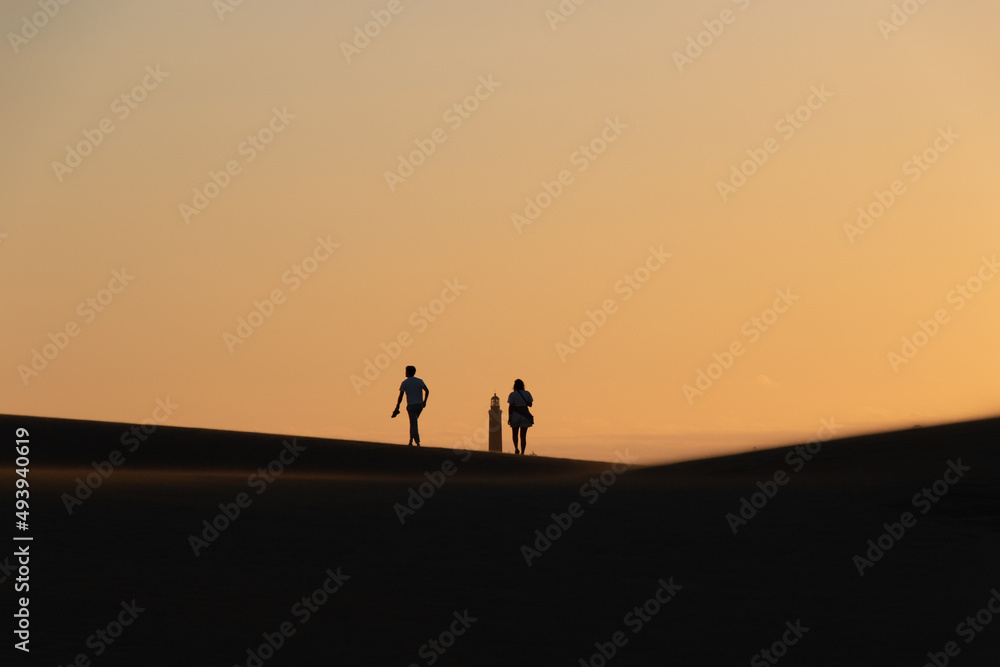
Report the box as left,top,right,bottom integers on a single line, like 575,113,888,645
407,404,423,446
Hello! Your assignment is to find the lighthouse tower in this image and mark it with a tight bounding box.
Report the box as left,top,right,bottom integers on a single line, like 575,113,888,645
488,393,503,453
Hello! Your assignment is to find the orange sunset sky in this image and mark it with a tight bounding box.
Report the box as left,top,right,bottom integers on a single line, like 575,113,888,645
2,0,999,462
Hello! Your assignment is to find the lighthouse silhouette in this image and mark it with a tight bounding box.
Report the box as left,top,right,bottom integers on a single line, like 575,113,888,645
488,393,503,453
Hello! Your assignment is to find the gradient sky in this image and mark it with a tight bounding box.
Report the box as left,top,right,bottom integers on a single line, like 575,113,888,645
2,0,999,463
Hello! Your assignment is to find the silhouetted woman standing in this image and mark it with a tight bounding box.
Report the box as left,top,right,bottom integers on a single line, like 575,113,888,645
507,379,534,455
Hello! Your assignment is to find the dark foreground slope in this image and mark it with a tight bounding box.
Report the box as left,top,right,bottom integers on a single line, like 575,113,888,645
1,414,998,666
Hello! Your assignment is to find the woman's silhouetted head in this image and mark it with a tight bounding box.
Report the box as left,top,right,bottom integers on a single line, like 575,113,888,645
513,379,525,391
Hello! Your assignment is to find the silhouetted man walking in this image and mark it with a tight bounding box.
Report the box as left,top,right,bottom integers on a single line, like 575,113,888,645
392,366,429,446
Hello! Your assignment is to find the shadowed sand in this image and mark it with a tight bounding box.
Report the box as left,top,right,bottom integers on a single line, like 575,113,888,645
2,414,999,665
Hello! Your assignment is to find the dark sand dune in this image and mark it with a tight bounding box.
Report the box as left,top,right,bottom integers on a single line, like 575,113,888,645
2,414,998,666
